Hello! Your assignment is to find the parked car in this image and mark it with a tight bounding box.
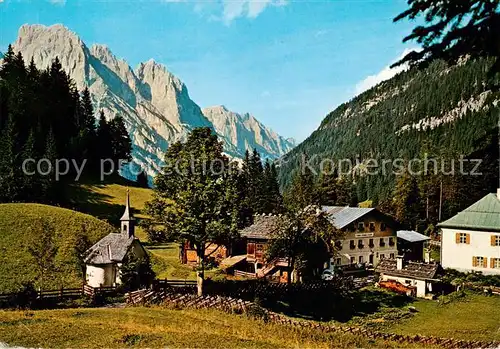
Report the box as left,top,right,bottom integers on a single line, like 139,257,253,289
321,269,334,281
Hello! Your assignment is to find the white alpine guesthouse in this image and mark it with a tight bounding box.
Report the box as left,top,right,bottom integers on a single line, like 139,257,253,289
438,190,500,275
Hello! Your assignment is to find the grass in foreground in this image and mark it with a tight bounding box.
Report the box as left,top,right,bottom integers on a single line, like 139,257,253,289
0,307,432,349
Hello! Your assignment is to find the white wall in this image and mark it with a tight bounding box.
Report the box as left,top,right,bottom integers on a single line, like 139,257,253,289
86,264,115,287
331,236,398,268
441,228,500,275
380,274,428,298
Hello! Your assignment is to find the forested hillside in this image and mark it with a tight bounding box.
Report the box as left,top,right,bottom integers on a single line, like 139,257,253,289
279,57,499,226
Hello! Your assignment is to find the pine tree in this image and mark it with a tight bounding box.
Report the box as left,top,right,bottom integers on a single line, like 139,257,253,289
109,115,132,171
284,157,318,211
394,170,421,229
96,110,113,170
21,128,38,201
317,163,339,206
38,128,60,203
393,1,500,76
136,170,149,188
0,115,20,202
262,160,283,213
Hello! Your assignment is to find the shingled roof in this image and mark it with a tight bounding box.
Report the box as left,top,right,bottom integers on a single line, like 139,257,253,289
240,214,281,240
84,233,135,264
438,193,500,232
375,259,441,280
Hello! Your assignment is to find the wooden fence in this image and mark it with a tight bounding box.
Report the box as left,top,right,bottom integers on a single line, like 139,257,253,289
127,289,499,349
0,284,117,307
234,270,257,279
153,278,197,289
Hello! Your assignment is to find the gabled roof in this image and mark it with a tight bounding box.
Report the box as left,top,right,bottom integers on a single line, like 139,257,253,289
438,193,500,232
240,215,281,240
84,233,135,264
397,230,431,243
321,206,375,229
375,259,441,280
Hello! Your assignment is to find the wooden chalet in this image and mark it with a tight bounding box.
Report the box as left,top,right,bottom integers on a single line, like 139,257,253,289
180,241,229,266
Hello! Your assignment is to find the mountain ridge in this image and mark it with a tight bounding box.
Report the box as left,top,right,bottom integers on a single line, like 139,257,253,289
278,56,499,204
11,23,294,179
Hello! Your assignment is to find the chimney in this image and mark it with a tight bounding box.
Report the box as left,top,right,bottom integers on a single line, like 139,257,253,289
497,188,500,201
107,244,112,260
424,249,431,263
396,255,404,270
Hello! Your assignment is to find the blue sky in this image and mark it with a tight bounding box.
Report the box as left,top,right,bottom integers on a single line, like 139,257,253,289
0,0,417,142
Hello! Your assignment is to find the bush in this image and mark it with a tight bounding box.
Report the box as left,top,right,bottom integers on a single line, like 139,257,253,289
438,289,467,306
14,282,38,309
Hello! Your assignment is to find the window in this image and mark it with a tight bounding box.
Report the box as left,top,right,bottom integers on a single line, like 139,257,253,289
379,238,385,247
350,257,355,264
359,255,364,263
358,239,364,249
255,243,264,259
247,243,255,255
358,222,365,231
335,240,343,250
380,223,387,231
350,240,355,250
123,224,127,232
369,254,374,264
369,222,376,232
336,258,341,265
389,237,395,246
492,258,500,269
492,235,500,246
369,239,374,248
390,253,395,259
473,256,486,268
380,254,385,260
457,232,468,244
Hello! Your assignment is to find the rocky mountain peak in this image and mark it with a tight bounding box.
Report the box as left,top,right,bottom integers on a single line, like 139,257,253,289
11,23,295,179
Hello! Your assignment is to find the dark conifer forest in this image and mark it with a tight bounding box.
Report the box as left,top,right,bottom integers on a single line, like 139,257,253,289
279,57,499,230
0,46,132,203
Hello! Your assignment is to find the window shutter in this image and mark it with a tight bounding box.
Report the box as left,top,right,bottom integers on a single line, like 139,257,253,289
483,258,488,268
456,233,460,243
472,257,477,267
491,235,496,246
491,258,495,268
466,234,470,244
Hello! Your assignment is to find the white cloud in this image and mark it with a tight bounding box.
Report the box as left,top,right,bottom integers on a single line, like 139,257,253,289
222,0,287,24
355,48,416,95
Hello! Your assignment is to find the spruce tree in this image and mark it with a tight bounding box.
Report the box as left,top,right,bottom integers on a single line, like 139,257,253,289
136,169,149,188
0,115,20,202
109,115,132,170
96,110,113,170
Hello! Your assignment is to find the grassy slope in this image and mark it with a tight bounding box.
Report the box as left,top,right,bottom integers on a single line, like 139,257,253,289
0,203,115,293
0,307,429,349
68,176,153,240
69,179,204,280
386,293,500,341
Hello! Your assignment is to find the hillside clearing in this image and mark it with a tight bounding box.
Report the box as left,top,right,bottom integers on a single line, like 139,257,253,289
0,307,431,349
